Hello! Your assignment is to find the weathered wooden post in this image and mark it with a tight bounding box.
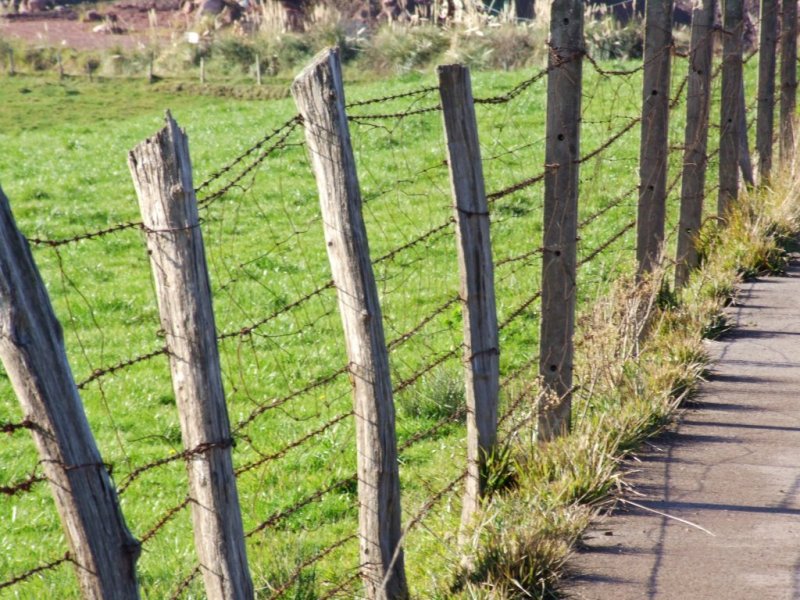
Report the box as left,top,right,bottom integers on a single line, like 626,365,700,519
0,186,140,599
200,56,205,84
438,64,500,527
780,0,798,164
719,0,744,216
756,0,779,183
255,54,262,85
676,0,716,288
738,76,755,187
57,49,64,80
539,0,583,440
637,0,674,274
128,114,253,600
8,48,15,76
291,48,408,600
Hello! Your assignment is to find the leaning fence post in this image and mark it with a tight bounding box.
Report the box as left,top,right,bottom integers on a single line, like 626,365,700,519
539,0,583,441
0,186,140,599
437,64,500,528
780,0,798,164
291,48,408,600
676,0,716,288
637,0,674,274
128,114,253,600
719,0,744,216
756,0,778,183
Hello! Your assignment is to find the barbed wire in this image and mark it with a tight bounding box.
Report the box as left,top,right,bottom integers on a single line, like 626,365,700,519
0,553,72,591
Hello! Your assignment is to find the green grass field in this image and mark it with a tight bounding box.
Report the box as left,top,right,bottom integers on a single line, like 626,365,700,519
0,52,753,598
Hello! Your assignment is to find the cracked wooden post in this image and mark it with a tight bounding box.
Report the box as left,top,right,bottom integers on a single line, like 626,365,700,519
291,48,408,600
780,0,798,164
719,0,744,217
637,0,674,274
128,113,253,600
756,0,779,183
539,0,583,441
676,0,716,288
438,64,500,528
0,186,140,600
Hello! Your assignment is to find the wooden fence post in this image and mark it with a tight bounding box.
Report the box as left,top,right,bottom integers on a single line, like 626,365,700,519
756,0,779,183
128,114,253,600
8,48,15,76
437,64,500,527
637,0,674,274
780,0,798,164
738,76,755,187
0,186,140,599
200,56,205,84
719,0,744,216
676,0,716,288
539,0,583,441
255,54,262,85
291,48,408,600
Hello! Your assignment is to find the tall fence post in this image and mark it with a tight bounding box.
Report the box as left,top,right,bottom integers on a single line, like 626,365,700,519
0,186,140,599
637,0,674,274
128,114,253,600
291,48,408,600
676,0,716,288
780,0,798,164
756,0,779,183
539,0,583,441
719,0,744,216
437,64,500,528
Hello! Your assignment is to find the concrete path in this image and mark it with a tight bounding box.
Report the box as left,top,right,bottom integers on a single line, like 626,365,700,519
562,264,800,600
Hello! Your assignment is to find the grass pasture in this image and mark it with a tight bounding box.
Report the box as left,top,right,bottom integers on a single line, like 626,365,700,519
0,49,756,598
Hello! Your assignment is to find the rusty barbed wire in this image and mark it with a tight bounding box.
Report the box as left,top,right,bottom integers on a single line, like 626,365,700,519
139,496,191,545
246,475,358,539
316,571,363,600
499,290,543,331
235,411,353,477
194,115,302,195
578,220,637,268
348,104,443,122
0,553,71,591
264,535,359,600
77,346,168,390
234,365,349,432
386,295,459,351
1,418,33,435
197,119,302,210
168,565,201,600
117,438,233,494
346,86,438,108
578,185,638,230
1,471,45,496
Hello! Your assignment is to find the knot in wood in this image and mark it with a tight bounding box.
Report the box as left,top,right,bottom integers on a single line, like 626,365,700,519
169,183,184,201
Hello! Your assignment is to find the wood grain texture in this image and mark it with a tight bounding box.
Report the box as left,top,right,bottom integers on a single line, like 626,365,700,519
0,187,140,599
128,114,253,600
676,1,715,288
291,48,408,600
637,0,673,274
719,0,744,216
438,64,500,528
756,0,779,182
539,0,583,441
780,0,798,164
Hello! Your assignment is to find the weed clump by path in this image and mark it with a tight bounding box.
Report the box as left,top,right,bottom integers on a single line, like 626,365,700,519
450,177,800,599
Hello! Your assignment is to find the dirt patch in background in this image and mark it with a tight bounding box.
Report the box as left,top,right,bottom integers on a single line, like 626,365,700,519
1,1,188,51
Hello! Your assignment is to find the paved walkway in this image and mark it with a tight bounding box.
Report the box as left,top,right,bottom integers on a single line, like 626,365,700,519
563,264,800,600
